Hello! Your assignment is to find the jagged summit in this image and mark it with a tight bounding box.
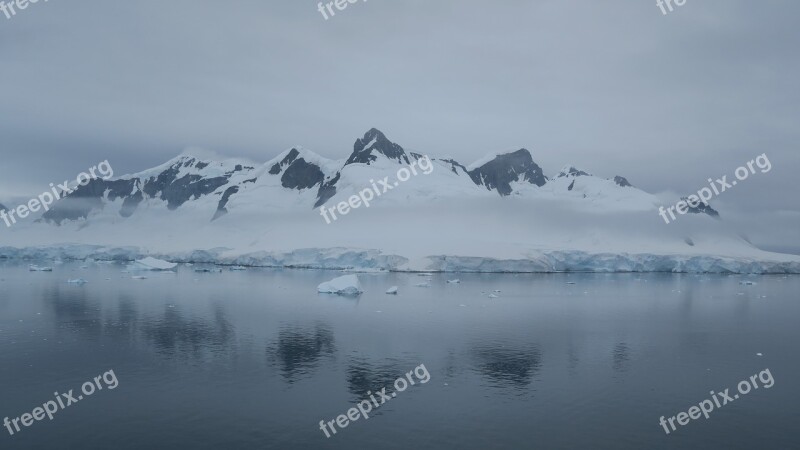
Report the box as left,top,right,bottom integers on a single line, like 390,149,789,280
558,166,592,178
613,176,633,187
345,128,410,166
468,149,547,196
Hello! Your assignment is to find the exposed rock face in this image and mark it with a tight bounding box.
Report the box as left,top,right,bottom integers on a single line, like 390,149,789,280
213,186,240,221
613,176,633,188
269,148,326,191
682,197,720,218
439,158,469,175
42,156,250,224
345,128,410,166
557,166,591,178
315,173,341,208
468,149,547,196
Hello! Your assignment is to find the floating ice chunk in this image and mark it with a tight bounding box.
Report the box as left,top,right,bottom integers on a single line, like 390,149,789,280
492,289,501,293
417,273,434,277
488,293,498,298
67,278,88,285
414,282,431,288
29,265,53,272
756,353,763,356
739,281,756,286
386,286,399,295
229,266,247,271
446,279,460,284
566,281,576,285
318,274,363,295
131,257,177,271
195,268,222,273
131,275,147,280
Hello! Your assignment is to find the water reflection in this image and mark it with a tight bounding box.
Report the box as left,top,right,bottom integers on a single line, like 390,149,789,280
346,358,410,398
612,343,630,373
45,286,104,339
471,343,542,389
266,323,336,383
142,305,234,356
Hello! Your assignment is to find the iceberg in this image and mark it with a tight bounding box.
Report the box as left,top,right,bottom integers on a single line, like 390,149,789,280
386,286,399,294
318,274,363,295
130,257,177,271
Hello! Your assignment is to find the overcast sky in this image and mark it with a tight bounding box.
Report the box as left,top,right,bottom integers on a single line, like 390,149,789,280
1,0,798,249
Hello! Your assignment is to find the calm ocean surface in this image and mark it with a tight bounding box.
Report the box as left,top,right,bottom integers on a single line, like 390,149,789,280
1,261,798,449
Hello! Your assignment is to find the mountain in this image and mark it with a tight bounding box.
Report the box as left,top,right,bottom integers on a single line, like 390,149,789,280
39,129,651,222
3,128,797,273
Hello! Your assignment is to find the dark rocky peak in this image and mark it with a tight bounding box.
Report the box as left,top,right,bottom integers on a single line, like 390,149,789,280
557,166,592,178
439,158,469,175
268,148,326,191
613,176,633,188
269,148,302,175
468,149,547,196
345,128,409,166
681,197,720,218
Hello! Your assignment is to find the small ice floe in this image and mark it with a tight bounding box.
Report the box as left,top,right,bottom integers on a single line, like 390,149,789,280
488,293,498,298
458,304,467,307
80,265,89,269
417,273,434,277
386,286,399,295
446,279,460,284
67,278,88,285
566,281,576,285
739,281,757,286
493,289,501,293
756,353,763,356
195,268,222,273
131,275,147,280
229,266,247,271
29,265,53,272
414,282,431,288
130,257,177,271
318,274,363,295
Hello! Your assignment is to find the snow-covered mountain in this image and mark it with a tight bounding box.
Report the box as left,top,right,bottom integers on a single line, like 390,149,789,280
1,128,797,273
